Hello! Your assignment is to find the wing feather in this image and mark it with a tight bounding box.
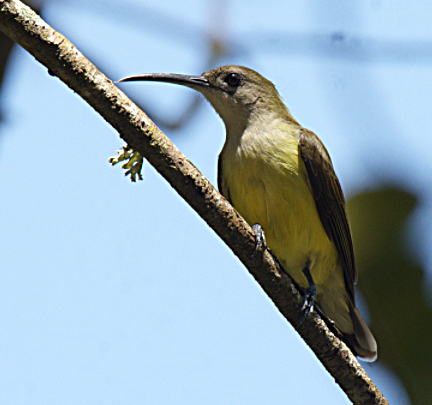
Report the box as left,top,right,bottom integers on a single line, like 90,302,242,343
298,129,357,301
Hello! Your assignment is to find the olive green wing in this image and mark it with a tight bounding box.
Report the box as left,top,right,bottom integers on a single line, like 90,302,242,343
298,129,357,301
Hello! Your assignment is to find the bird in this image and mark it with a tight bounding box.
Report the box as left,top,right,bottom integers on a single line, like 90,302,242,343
118,65,378,361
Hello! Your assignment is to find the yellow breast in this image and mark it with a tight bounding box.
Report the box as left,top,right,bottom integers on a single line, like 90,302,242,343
220,121,340,290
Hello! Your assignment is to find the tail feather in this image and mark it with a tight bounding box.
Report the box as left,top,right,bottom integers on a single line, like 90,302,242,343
343,303,377,361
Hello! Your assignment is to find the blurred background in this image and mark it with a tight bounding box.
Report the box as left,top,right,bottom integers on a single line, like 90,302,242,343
1,0,431,404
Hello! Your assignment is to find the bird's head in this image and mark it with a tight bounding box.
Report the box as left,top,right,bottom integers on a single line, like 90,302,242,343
118,65,292,134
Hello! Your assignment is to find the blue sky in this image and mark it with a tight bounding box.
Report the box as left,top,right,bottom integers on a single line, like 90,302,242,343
2,0,432,403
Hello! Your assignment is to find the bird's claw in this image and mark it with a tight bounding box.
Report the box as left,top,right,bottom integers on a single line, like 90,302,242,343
296,261,317,326
297,284,317,325
252,223,266,256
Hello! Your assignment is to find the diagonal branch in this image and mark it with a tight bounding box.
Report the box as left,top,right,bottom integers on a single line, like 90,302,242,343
0,1,388,404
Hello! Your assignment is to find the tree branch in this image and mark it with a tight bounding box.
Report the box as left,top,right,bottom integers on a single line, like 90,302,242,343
0,1,388,404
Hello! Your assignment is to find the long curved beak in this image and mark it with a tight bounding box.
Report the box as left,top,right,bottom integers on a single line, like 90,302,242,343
117,73,209,90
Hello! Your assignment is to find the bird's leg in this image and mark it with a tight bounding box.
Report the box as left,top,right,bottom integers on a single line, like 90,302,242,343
252,223,267,255
252,225,317,326
297,259,318,325
251,224,290,278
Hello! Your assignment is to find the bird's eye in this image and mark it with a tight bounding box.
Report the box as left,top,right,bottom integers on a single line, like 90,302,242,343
225,73,241,87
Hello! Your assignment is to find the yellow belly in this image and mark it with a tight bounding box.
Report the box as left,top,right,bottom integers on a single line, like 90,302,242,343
220,127,351,331
222,137,333,280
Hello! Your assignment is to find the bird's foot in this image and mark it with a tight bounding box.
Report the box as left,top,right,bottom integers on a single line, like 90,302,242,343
251,223,266,256
296,261,318,326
